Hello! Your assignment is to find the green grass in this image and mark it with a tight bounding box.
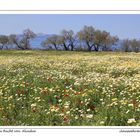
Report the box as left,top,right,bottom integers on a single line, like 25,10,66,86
0,50,140,126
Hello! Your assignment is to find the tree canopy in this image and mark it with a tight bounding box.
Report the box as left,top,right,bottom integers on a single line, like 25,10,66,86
0,35,9,50
9,29,36,50
1,26,140,52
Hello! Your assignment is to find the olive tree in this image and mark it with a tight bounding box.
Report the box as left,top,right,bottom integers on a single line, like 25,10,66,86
42,35,61,50
102,34,119,51
93,30,109,51
0,35,9,49
9,29,36,50
60,29,77,51
77,26,95,51
130,39,140,52
121,39,131,52
77,26,118,51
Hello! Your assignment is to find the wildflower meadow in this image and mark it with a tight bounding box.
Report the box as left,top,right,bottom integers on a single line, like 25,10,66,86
0,50,140,126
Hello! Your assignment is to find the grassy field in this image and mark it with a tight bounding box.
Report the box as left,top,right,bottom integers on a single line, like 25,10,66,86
1,50,140,126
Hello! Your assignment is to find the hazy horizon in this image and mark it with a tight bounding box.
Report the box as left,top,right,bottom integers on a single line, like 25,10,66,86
0,14,140,39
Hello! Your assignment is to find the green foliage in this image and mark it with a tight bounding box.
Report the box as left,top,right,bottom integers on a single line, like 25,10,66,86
77,26,118,51
9,29,36,50
0,35,9,50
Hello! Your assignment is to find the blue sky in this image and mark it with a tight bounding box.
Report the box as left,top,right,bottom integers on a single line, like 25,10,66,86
0,14,140,39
